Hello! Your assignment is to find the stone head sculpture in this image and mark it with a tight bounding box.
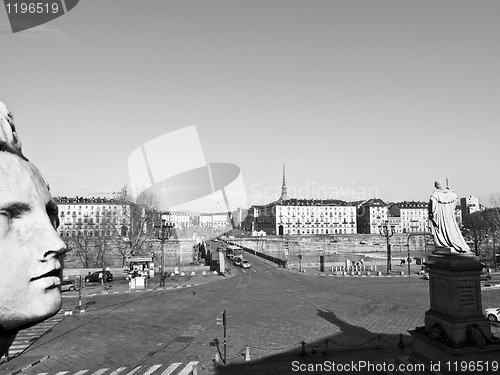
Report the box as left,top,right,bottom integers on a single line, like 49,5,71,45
0,102,66,356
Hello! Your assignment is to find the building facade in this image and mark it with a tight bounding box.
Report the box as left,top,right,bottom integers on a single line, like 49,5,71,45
460,195,482,217
388,201,430,233
356,198,388,234
198,212,231,228
54,197,129,238
160,211,190,228
240,168,360,235
250,199,357,236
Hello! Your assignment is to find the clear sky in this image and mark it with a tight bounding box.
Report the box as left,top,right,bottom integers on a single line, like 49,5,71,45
1,0,499,211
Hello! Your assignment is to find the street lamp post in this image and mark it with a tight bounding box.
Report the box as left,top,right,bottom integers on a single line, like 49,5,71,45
379,221,395,275
284,235,289,269
406,233,417,276
493,227,498,272
488,225,498,272
485,218,498,272
155,220,174,287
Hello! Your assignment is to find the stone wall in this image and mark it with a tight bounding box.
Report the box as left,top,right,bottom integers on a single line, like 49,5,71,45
232,233,433,267
151,239,200,269
64,238,202,270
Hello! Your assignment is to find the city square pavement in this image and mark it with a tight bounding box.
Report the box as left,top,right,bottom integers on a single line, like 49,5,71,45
2,255,499,375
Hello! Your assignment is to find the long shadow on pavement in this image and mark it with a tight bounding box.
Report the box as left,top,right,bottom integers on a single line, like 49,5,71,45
215,309,413,375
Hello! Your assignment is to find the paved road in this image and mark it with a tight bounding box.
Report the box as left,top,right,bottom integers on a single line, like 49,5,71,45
2,252,499,375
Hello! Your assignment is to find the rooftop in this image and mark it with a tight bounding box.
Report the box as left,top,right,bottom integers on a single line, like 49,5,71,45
54,196,125,204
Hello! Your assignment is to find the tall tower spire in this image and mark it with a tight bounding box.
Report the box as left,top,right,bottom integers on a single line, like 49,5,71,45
280,164,288,201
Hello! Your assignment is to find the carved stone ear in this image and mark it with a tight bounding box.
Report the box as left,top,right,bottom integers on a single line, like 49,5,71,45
0,102,28,161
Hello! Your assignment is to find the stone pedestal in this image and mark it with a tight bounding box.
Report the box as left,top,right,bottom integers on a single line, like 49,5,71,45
409,249,500,374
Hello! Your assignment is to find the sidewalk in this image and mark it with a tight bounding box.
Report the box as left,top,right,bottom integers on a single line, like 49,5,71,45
61,270,232,300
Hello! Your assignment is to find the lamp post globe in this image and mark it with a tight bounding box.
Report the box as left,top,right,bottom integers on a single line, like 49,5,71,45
379,221,395,275
155,220,174,287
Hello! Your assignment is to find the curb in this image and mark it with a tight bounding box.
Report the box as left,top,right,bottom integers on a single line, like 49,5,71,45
87,283,201,296
63,273,232,299
315,273,409,278
3,355,49,375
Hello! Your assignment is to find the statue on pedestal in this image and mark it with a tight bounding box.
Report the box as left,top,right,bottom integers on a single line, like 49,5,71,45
428,180,471,253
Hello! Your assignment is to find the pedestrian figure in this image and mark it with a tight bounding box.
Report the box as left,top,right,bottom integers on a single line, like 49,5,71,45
99,272,104,292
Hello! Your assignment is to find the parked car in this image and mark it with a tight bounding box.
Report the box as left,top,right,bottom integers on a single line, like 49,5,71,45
124,269,150,280
484,307,500,322
124,270,138,281
85,270,113,283
480,269,492,281
61,275,76,291
240,260,251,269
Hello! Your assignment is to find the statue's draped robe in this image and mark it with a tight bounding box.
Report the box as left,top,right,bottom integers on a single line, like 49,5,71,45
428,189,470,252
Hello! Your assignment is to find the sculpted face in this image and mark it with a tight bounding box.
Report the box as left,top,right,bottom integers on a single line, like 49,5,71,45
434,180,443,190
0,152,66,331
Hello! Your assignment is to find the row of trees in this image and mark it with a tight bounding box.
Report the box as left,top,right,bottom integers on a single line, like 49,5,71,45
461,194,500,265
62,187,159,268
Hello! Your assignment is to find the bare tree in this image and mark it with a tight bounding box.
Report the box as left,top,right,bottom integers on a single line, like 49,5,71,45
461,211,489,256
115,186,158,264
64,233,99,268
487,193,500,228
94,232,113,268
482,193,500,269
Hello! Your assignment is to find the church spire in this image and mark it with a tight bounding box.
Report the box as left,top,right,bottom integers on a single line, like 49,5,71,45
280,164,288,201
